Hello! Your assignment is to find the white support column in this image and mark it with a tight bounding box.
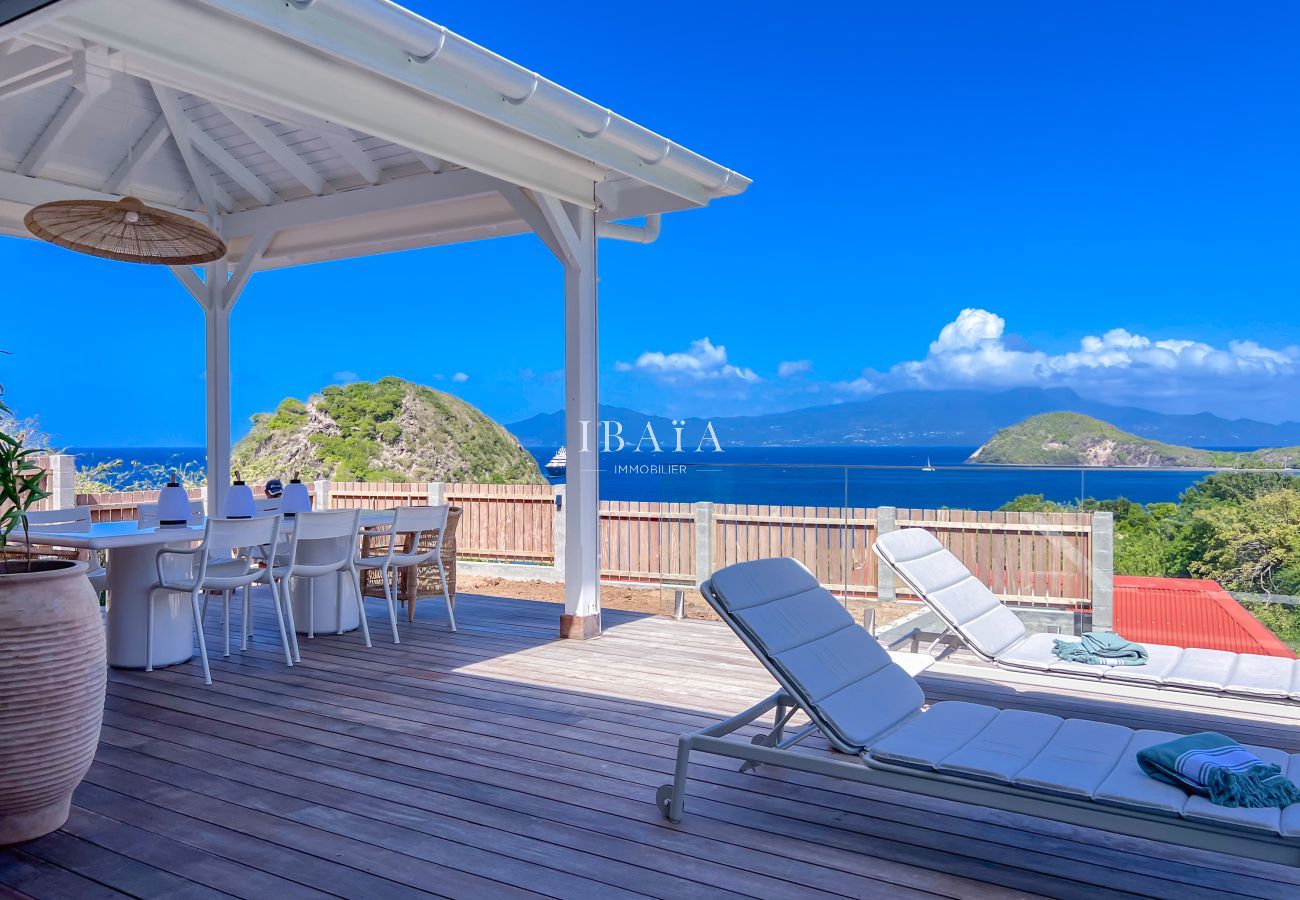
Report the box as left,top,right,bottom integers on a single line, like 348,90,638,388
562,207,600,639
502,186,601,638
203,262,232,516
174,233,272,518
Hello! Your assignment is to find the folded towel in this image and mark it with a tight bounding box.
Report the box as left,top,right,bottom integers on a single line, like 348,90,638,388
1053,631,1148,666
1138,731,1300,808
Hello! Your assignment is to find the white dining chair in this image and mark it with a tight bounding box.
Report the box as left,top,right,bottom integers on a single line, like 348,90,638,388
355,505,455,642
273,509,370,650
21,507,108,593
147,515,290,685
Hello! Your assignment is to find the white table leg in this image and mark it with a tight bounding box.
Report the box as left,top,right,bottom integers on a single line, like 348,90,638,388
289,539,360,634
105,543,194,669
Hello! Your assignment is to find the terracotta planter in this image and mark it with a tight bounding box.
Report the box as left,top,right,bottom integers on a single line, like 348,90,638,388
0,559,105,845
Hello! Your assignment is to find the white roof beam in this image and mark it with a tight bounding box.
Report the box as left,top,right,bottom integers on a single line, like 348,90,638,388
0,42,77,102
0,168,196,218
412,151,445,175
151,81,232,219
18,48,109,177
185,121,276,206
310,122,380,185
497,184,565,263
213,103,328,195
60,0,599,208
103,112,169,194
219,167,500,238
221,229,273,310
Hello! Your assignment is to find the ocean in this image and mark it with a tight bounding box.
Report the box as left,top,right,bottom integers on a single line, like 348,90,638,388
69,445,1218,509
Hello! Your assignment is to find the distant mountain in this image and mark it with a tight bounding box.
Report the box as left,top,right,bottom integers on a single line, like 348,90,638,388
969,413,1300,468
507,388,1300,449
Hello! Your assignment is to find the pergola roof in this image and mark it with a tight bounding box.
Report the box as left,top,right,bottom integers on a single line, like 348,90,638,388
0,0,749,270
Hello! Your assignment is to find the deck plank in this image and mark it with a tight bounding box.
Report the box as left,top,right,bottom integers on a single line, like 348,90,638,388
3,592,1297,899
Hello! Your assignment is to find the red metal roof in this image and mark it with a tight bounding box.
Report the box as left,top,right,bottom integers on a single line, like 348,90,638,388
1113,576,1296,659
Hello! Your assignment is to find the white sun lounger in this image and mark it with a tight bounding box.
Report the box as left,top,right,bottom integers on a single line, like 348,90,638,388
873,528,1300,701
656,557,1300,866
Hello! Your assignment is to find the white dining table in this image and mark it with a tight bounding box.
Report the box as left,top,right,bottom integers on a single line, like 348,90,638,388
16,510,395,670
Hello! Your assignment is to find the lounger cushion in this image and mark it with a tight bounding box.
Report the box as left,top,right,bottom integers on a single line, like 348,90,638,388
1281,756,1300,837
876,529,1026,658
868,702,1000,769
1292,665,1300,702
1224,654,1297,700
1012,719,1133,797
1181,744,1290,834
993,632,1064,671
873,527,947,566
936,709,1063,784
994,632,1107,678
1163,648,1239,691
1101,643,1184,685
1092,730,1197,815
959,605,1029,659
708,558,924,750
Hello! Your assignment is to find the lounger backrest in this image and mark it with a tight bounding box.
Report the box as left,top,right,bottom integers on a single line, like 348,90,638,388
706,557,924,752
874,528,1026,659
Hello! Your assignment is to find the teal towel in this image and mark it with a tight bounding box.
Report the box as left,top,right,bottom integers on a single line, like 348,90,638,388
1138,731,1300,809
1053,631,1148,666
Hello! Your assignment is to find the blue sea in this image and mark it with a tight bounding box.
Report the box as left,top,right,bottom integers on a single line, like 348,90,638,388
70,445,1221,509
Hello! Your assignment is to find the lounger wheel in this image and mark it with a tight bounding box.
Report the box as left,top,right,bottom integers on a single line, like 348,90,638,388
655,784,677,821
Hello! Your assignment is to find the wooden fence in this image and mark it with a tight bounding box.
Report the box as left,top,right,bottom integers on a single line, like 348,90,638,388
59,476,1100,606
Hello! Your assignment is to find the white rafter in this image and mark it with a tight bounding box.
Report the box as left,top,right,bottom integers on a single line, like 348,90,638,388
17,48,109,177
103,112,169,194
213,102,327,195
411,151,444,174
151,81,232,218
0,42,74,95
185,121,275,205
310,122,380,184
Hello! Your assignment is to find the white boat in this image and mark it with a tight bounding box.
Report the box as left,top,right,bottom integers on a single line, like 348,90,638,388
545,447,567,475
921,457,936,472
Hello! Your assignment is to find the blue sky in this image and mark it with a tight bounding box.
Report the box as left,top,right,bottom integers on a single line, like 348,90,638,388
5,1,1300,446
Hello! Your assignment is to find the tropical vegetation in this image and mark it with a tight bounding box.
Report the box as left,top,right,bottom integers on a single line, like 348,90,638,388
233,377,546,484
1001,471,1300,646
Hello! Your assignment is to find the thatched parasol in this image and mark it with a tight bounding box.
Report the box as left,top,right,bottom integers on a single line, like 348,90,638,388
24,196,226,265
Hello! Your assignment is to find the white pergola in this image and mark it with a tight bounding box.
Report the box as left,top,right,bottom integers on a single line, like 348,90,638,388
0,0,748,637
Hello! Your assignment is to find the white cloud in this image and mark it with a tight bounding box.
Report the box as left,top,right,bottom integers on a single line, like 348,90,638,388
333,370,359,384
778,359,812,378
616,337,760,383
452,372,469,383
839,308,1300,415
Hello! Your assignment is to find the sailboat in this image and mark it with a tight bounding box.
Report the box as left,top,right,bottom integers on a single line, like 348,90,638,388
921,456,936,472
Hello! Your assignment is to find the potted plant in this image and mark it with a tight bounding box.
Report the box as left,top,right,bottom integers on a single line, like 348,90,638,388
0,395,105,845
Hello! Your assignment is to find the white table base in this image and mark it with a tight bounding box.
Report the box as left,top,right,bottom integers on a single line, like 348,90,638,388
289,573,362,635
105,543,194,669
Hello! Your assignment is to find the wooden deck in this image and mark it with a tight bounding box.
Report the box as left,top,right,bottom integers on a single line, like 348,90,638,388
3,593,1299,900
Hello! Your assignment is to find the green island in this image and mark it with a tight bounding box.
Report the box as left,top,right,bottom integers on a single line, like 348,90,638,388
969,412,1300,468
231,376,547,484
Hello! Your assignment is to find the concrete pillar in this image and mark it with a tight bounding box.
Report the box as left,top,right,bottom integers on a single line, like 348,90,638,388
47,453,76,509
876,506,897,602
1090,511,1115,631
552,484,566,578
313,478,330,510
427,481,446,506
694,501,714,587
